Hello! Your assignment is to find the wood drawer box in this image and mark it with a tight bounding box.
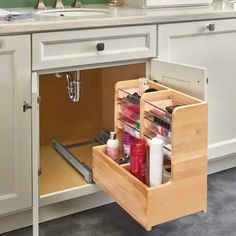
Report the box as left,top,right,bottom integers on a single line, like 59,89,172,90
93,79,208,231
32,25,156,71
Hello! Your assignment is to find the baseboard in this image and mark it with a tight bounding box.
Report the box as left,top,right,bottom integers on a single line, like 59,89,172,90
208,153,236,175
0,191,113,234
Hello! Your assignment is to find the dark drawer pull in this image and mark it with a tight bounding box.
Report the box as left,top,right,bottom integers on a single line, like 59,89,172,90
207,24,215,32
96,43,105,51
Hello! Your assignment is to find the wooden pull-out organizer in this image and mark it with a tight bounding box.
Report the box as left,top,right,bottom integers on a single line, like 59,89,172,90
93,79,208,231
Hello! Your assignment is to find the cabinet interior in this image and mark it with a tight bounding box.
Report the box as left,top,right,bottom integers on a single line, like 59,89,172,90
39,63,146,196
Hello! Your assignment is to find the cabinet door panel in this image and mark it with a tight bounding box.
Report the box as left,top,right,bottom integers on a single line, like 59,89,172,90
158,19,236,160
150,59,206,100
0,35,31,215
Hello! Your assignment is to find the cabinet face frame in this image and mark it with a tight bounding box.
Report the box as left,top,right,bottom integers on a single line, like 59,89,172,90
32,72,40,236
32,58,206,235
0,35,32,216
157,19,236,160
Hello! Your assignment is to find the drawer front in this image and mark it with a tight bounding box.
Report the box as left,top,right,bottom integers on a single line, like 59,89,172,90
32,25,156,71
93,146,150,230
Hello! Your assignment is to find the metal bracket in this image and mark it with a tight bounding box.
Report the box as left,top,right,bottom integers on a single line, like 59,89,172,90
38,168,42,176
52,139,93,184
37,96,41,104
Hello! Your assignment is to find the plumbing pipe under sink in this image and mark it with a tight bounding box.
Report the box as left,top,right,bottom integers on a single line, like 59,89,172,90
55,71,81,103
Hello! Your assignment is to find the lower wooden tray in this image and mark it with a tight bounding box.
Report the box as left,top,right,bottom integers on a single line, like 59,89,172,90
93,145,207,231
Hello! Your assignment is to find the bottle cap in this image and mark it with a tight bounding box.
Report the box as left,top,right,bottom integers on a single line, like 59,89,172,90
110,132,117,140
148,137,164,146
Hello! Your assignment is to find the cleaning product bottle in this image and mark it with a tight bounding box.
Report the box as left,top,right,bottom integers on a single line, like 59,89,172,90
107,132,120,162
148,137,164,187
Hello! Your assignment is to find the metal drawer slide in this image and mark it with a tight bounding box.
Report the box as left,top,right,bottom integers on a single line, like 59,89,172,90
52,139,93,184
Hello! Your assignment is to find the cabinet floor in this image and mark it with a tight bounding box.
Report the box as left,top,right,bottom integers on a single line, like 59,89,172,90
40,142,95,195
2,168,236,236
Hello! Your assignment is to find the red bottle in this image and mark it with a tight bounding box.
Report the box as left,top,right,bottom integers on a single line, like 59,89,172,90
130,139,147,183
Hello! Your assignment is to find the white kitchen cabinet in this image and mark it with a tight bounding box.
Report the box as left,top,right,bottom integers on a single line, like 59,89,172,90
31,60,206,235
0,25,208,235
0,35,32,215
158,19,236,163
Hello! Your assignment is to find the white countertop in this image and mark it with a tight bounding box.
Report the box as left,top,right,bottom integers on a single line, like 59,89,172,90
1,1,236,35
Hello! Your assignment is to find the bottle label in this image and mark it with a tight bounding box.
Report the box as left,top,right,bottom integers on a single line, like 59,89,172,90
107,147,119,162
130,155,146,183
124,144,131,157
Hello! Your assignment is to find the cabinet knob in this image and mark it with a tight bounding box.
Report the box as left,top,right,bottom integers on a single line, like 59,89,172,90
207,24,215,32
23,101,32,112
96,43,105,52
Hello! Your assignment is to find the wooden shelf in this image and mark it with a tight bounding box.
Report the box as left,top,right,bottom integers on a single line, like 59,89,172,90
40,142,97,196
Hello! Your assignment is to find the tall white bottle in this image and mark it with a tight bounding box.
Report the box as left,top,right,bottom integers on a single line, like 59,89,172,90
148,137,164,187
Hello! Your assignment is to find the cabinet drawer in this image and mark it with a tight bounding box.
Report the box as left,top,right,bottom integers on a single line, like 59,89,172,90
32,25,156,71
93,75,208,231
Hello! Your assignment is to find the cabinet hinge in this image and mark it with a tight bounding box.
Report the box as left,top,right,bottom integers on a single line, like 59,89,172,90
37,96,41,104
206,78,209,84
38,168,42,176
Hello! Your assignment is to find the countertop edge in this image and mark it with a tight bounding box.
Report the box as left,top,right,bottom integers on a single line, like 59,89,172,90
1,4,236,35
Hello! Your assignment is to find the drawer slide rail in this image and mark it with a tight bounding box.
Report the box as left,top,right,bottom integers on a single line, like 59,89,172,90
52,139,93,184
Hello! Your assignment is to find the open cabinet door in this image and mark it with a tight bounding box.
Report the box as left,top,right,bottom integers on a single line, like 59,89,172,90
32,73,40,236
150,59,207,100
